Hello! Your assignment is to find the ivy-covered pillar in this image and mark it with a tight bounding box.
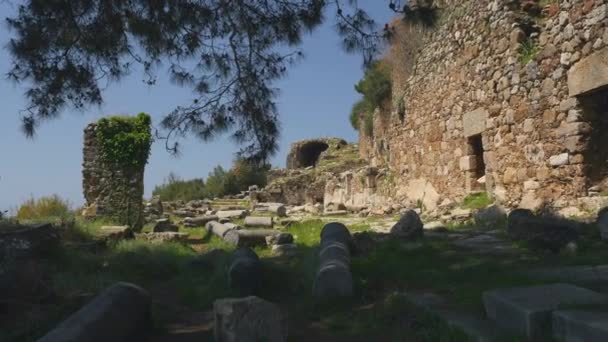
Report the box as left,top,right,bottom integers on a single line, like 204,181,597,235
82,113,152,231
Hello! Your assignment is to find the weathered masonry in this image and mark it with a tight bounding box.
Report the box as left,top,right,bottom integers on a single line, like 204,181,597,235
82,114,152,230
359,0,608,212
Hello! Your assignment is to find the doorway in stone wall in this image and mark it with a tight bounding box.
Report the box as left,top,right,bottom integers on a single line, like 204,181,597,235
468,134,486,190
579,87,608,193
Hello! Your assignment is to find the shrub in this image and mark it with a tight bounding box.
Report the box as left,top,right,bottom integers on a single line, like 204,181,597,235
462,192,493,210
518,38,538,65
349,61,392,133
152,173,208,201
16,195,71,221
96,113,153,170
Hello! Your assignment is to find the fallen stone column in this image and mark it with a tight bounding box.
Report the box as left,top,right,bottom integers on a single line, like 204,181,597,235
38,282,151,342
206,221,236,239
312,222,353,299
184,215,219,227
228,248,262,296
224,229,280,247
244,216,274,228
254,203,287,217
217,210,249,220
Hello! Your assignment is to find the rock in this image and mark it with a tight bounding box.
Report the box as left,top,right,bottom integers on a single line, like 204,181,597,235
598,207,608,240
39,282,152,342
390,209,423,239
483,283,608,340
98,226,134,241
550,153,569,166
213,296,287,342
312,223,353,299
265,232,294,246
474,205,507,227
507,209,579,252
271,244,299,257
568,47,608,96
206,221,237,239
0,223,59,260
553,310,608,342
326,202,347,212
135,232,189,244
244,216,273,228
152,218,178,232
228,248,262,296
148,196,163,215
352,231,376,255
225,229,281,247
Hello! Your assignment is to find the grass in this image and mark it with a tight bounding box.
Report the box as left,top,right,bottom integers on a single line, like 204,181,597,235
5,216,608,341
461,192,493,210
518,38,539,65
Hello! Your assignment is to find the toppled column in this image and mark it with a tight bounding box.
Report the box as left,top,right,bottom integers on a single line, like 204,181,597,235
244,216,274,228
206,221,236,239
39,282,151,342
228,248,262,296
312,222,353,299
224,229,281,247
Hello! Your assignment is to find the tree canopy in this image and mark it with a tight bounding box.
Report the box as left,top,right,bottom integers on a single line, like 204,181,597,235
5,0,420,163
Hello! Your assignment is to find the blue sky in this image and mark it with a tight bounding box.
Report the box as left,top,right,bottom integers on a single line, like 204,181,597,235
0,1,394,211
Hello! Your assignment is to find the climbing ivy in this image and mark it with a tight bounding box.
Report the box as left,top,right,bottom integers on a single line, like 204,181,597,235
96,113,152,170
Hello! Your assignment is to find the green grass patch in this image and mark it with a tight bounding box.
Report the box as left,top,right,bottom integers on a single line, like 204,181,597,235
461,192,493,210
518,38,539,65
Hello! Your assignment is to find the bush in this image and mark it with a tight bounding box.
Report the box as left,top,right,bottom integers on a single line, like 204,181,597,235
152,173,207,201
350,60,392,132
16,195,71,221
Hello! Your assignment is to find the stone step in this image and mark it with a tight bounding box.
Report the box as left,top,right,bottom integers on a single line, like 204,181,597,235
483,283,608,340
553,310,608,342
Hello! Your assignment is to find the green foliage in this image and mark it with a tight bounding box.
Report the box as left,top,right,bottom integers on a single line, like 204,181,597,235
153,159,268,201
152,173,207,201
461,192,493,210
518,38,539,65
96,113,152,170
350,61,392,133
397,96,406,121
16,195,71,221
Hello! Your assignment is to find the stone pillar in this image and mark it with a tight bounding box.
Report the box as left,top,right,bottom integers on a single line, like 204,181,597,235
82,123,146,230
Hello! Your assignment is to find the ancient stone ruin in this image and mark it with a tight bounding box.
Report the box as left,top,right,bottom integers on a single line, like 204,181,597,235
82,115,152,230
261,0,608,218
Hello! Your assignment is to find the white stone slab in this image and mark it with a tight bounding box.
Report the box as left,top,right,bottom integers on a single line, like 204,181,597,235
553,310,608,342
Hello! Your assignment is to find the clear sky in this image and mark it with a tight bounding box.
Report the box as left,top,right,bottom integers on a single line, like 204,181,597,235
0,1,394,211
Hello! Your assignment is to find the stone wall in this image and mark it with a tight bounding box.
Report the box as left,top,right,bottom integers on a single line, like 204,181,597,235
82,123,146,230
360,0,608,212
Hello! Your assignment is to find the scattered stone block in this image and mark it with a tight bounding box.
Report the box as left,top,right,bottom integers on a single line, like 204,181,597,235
265,232,294,246
0,223,59,260
322,210,348,216
39,282,151,342
271,244,299,257
313,223,353,299
98,226,134,241
553,310,608,342
390,209,423,239
225,229,281,247
214,296,287,342
135,232,189,244
507,209,579,252
152,218,178,232
474,205,507,227
228,248,262,296
483,283,608,339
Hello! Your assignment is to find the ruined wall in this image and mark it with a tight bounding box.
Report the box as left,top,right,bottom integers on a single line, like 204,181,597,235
360,0,608,212
82,123,146,230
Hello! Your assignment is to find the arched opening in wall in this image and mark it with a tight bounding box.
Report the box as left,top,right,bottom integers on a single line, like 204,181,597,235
298,141,329,168
468,134,486,191
580,87,608,192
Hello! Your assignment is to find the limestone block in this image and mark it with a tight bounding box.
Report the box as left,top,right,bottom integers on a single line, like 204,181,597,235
550,153,570,166
568,47,608,97
459,156,477,171
463,108,488,137
553,310,608,342
483,284,607,340
214,296,287,342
